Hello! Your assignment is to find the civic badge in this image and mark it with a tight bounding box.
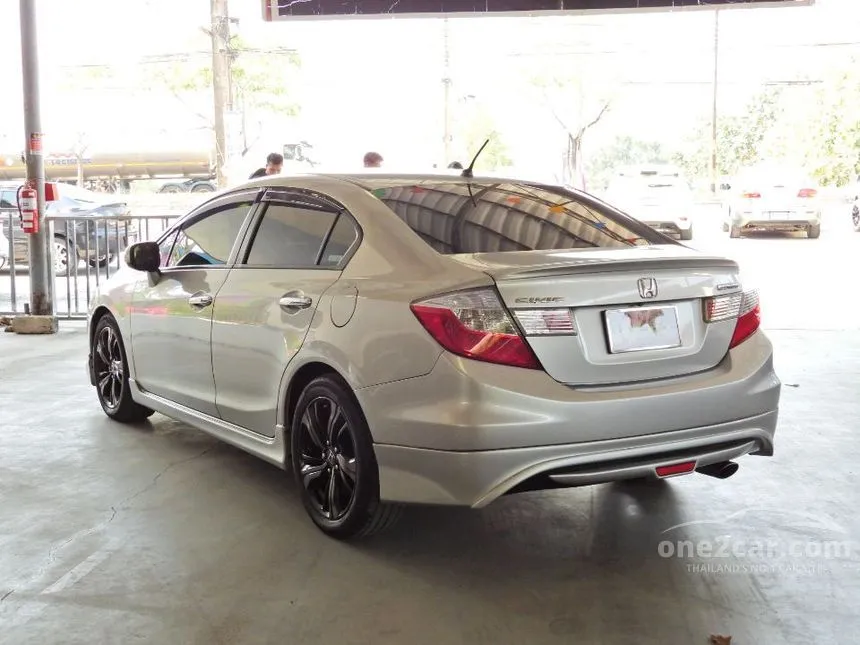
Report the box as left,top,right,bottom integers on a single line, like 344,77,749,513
637,277,658,299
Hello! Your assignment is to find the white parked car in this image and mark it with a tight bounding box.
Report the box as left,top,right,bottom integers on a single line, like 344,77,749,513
604,165,696,241
724,166,822,239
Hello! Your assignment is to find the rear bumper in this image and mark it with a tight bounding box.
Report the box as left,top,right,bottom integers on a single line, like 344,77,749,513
374,411,777,507
733,211,820,230
359,330,781,507
642,220,691,235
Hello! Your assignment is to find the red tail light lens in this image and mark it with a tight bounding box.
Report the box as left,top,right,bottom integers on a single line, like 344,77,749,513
742,191,761,199
797,188,817,198
703,289,761,349
730,290,761,348
410,288,542,369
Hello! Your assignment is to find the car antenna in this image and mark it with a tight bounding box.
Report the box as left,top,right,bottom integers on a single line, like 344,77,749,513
461,138,490,179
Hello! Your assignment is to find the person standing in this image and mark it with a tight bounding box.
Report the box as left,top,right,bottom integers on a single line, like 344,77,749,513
249,152,284,179
363,151,383,168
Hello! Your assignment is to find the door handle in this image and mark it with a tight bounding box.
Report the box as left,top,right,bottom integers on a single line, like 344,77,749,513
188,293,213,308
279,295,312,309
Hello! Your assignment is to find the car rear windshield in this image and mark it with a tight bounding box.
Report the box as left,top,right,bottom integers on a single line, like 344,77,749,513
360,179,668,254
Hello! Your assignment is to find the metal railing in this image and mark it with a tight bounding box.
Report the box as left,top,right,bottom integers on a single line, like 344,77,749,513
1,209,177,319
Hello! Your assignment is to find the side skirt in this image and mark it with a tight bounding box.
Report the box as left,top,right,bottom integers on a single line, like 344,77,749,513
130,379,289,469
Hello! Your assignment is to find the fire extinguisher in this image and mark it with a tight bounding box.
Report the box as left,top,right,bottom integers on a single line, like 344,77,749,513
16,184,39,234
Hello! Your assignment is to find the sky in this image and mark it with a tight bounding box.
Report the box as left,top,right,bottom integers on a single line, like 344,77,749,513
0,0,858,172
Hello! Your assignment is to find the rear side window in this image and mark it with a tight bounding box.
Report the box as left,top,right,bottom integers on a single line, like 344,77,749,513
319,214,359,267
244,202,343,268
368,181,665,254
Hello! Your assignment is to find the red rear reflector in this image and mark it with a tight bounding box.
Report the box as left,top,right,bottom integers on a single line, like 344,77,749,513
656,461,697,478
797,188,817,198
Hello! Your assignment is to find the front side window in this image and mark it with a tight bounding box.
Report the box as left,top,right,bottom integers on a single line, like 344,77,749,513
244,202,342,267
364,180,666,254
167,201,253,268
158,230,178,266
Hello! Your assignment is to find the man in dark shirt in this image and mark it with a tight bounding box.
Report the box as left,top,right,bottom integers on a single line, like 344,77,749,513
249,152,284,179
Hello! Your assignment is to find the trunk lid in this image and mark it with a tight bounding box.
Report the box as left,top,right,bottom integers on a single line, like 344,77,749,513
451,245,743,386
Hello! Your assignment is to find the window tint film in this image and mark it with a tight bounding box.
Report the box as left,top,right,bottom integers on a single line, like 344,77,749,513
366,180,664,254
245,202,339,267
319,215,358,267
168,201,253,267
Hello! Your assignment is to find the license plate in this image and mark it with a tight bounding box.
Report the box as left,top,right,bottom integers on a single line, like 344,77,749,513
604,305,682,354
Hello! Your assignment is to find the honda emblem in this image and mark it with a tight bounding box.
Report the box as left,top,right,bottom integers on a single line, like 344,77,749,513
637,277,658,299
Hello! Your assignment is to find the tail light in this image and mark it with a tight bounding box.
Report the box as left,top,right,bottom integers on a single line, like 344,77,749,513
704,289,761,349
410,288,542,369
797,188,817,198
742,191,761,199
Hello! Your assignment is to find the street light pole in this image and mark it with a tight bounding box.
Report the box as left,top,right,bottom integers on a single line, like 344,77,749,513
709,9,720,195
442,17,452,165
211,0,232,188
19,0,55,324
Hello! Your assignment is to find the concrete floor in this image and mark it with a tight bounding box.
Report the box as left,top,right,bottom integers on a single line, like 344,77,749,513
1,323,859,645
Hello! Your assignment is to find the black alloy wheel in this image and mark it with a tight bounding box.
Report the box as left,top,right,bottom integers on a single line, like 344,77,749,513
94,323,124,412
92,314,154,422
297,395,358,521
291,375,401,539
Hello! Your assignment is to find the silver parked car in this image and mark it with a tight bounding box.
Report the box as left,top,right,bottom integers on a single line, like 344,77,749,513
86,173,781,539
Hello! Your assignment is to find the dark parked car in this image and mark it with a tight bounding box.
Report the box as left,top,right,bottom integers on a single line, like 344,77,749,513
0,181,136,276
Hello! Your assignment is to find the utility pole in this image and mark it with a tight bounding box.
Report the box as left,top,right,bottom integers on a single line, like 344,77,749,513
19,0,56,331
442,17,451,165
211,0,232,188
709,9,720,195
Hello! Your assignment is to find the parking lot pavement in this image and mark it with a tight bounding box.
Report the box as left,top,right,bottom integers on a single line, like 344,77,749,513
1,311,859,640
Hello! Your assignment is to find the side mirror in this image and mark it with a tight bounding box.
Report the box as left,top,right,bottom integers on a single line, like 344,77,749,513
125,241,161,273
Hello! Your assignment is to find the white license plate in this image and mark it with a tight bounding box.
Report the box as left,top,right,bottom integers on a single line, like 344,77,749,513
604,305,682,354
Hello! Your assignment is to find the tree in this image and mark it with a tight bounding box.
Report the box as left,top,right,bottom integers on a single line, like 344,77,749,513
762,66,860,186
528,73,616,189
142,40,302,157
673,86,783,181
586,135,669,193
451,102,512,171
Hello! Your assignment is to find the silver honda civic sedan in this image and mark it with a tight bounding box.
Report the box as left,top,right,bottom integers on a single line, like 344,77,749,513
86,173,781,539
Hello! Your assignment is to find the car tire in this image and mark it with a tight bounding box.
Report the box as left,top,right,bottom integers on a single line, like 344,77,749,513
159,185,182,194
852,208,859,232
290,374,402,539
88,254,114,269
191,183,214,193
53,236,71,277
92,314,155,423
807,223,821,239
679,227,693,241
729,225,742,239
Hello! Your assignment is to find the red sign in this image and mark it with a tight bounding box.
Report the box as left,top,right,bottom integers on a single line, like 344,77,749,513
28,132,43,155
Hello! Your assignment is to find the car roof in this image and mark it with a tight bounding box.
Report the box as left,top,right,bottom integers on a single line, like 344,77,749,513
239,171,582,194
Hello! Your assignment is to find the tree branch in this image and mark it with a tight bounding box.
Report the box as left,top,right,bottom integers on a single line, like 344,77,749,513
540,86,574,134
576,100,611,139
